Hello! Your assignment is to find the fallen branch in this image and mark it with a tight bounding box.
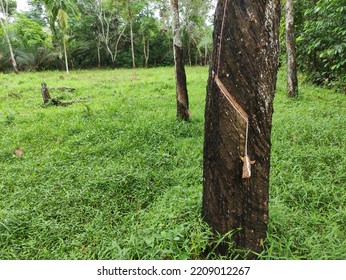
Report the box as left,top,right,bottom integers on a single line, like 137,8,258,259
50,86,76,92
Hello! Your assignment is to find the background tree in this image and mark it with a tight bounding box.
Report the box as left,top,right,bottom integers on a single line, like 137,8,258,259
138,3,158,68
39,0,79,73
170,0,189,121
97,0,127,68
121,0,147,69
0,0,343,82
285,0,298,97
180,0,213,66
203,0,281,257
197,25,213,66
299,0,346,89
57,8,70,73
68,0,103,68
0,0,18,73
11,13,55,70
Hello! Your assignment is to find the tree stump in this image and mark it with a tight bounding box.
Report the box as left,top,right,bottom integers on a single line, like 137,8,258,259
41,82,52,104
40,82,74,106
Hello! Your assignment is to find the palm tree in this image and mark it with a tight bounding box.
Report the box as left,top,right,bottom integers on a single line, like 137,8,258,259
41,0,78,74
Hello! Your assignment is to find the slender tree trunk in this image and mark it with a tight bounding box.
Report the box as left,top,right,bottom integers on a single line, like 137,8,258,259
143,35,150,68
63,35,69,74
0,19,19,74
204,45,208,66
187,37,192,66
185,15,192,67
97,35,101,67
171,0,190,121
311,0,318,79
286,0,298,97
146,38,150,68
202,0,281,258
130,18,136,69
126,0,136,68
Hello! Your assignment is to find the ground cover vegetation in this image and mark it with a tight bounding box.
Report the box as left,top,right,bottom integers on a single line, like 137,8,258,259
0,67,345,259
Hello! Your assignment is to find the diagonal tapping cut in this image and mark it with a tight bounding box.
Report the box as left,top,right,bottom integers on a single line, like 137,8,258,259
214,0,255,179
214,75,248,121
215,75,255,179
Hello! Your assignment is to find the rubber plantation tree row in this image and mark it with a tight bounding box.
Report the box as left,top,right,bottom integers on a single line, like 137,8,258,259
0,0,214,71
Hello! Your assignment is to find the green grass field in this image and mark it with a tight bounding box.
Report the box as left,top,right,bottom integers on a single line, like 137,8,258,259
0,67,345,259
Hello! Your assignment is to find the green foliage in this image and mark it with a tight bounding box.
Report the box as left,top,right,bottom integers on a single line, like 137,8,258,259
180,0,214,65
282,0,346,90
0,45,9,71
0,67,345,259
279,0,345,91
10,14,50,50
299,0,346,88
0,0,215,70
15,47,60,71
0,0,17,16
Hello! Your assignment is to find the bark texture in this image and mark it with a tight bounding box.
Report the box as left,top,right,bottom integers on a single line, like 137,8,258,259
171,0,190,121
285,0,298,97
202,0,281,257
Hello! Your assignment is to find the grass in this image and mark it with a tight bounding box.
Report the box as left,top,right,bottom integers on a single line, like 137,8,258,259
0,67,345,260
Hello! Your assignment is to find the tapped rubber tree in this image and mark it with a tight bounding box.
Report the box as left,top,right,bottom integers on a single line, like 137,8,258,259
202,0,281,257
170,0,190,121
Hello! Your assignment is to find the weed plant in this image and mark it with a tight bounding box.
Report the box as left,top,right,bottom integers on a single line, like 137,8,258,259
0,67,345,259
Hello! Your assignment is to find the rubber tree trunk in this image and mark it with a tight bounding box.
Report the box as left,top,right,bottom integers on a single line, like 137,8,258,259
285,0,298,97
202,0,281,257
171,0,190,121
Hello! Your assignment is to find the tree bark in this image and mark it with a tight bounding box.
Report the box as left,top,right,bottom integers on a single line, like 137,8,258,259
202,0,281,257
171,0,190,121
285,0,298,97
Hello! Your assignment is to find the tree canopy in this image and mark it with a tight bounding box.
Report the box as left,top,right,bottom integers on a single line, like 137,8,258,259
0,0,214,70
0,0,345,90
